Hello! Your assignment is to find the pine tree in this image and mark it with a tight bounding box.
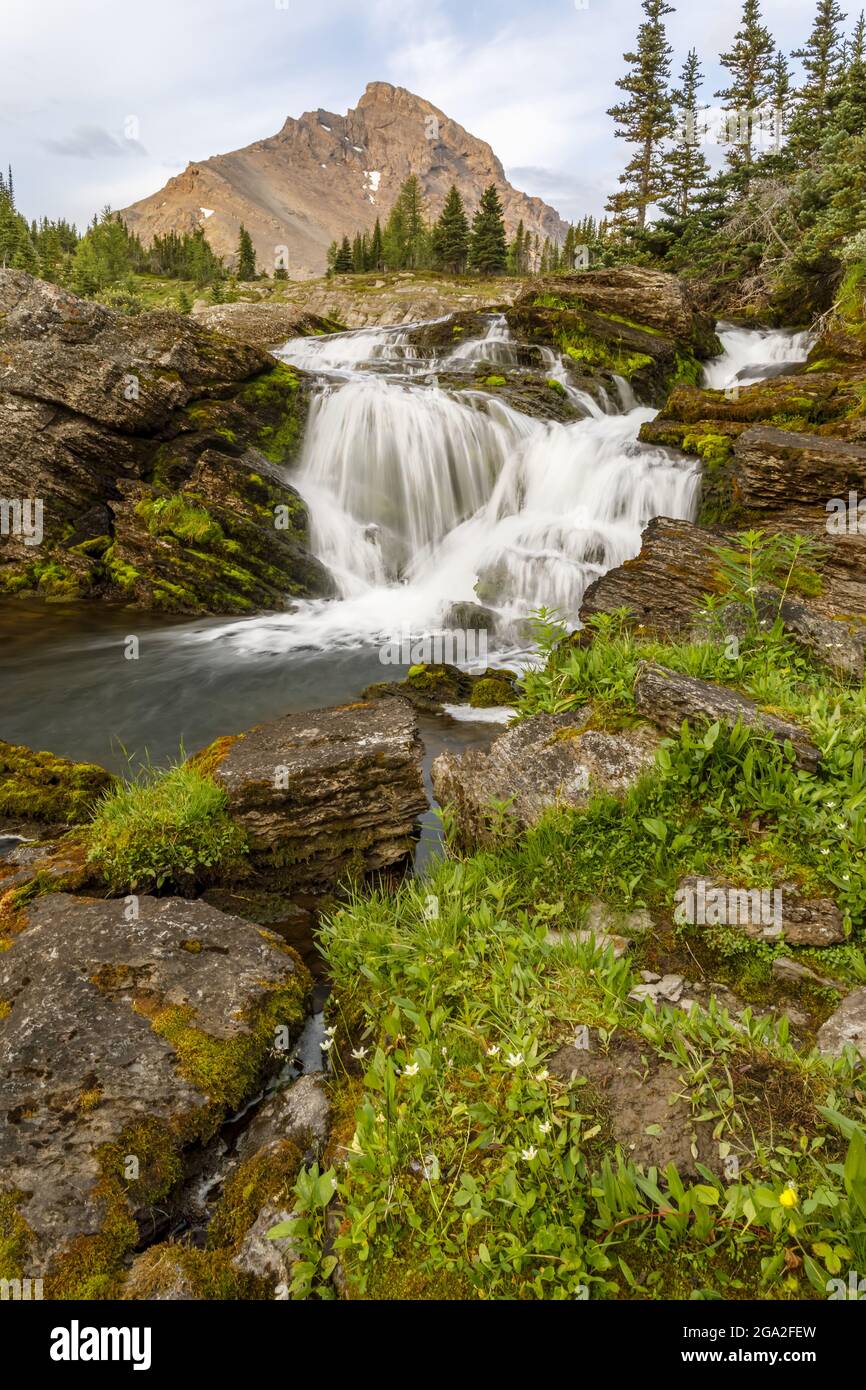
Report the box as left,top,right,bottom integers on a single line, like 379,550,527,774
432,186,471,273
352,231,365,273
370,218,384,272
768,51,793,151
236,224,256,280
790,0,848,154
334,236,353,273
606,0,677,229
469,185,508,275
663,49,712,218
715,0,777,174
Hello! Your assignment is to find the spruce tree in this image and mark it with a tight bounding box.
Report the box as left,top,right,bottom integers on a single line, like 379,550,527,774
715,0,777,173
469,185,508,275
370,218,384,272
432,186,470,273
606,0,677,229
790,0,848,154
663,49,711,218
236,224,256,280
334,236,353,273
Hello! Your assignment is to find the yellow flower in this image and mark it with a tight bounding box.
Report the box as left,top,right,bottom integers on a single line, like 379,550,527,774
779,1186,798,1208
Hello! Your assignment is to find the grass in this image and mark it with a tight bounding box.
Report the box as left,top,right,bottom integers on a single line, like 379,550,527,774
85,755,247,893
275,531,866,1301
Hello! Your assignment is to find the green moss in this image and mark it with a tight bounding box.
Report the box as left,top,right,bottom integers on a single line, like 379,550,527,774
141,967,310,1114
0,740,114,824
44,1177,139,1300
122,1242,270,1300
103,545,141,592
208,1138,303,1248
563,333,653,379
481,374,507,387
469,678,515,709
547,378,567,396
137,493,224,549
0,1190,32,1280
671,350,703,388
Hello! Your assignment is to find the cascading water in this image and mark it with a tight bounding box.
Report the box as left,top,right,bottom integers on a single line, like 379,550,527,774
211,315,812,662
703,323,814,390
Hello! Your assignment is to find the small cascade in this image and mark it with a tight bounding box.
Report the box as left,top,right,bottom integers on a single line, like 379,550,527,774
703,323,813,390
246,314,792,661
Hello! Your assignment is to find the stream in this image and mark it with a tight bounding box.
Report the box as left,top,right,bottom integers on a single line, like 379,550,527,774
0,316,811,856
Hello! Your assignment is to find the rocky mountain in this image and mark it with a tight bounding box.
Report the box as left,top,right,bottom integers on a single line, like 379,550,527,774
119,82,569,279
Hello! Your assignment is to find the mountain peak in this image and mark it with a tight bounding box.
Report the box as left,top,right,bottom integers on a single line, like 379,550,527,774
121,85,567,280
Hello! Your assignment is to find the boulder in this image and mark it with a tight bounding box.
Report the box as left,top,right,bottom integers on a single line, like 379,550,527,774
581,517,722,635
0,739,114,828
0,893,312,1293
207,700,427,894
363,662,517,713
431,709,657,849
633,662,820,772
816,988,866,1061
732,425,866,511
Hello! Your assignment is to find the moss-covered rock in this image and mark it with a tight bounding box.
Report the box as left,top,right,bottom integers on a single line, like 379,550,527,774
0,740,114,827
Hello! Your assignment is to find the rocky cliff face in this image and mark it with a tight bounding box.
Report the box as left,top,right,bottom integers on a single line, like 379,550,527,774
120,82,569,280
0,270,331,612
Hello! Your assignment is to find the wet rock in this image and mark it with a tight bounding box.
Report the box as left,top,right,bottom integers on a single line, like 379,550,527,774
208,699,427,895
363,662,517,714
0,893,311,1289
634,662,820,772
581,517,721,636
443,601,498,635
816,988,866,1060
733,425,866,511
431,709,658,849
235,1075,330,1162
0,270,328,611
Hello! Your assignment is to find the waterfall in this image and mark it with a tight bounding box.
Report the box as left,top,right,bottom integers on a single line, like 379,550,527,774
703,323,813,390
209,315,798,660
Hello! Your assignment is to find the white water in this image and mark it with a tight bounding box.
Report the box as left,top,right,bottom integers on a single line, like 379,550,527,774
208,317,809,661
703,322,813,390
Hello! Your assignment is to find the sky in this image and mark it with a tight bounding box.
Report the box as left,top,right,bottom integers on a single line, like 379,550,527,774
0,0,851,231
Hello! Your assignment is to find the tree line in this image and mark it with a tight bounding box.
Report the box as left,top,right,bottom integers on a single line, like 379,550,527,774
328,175,611,278
605,0,866,315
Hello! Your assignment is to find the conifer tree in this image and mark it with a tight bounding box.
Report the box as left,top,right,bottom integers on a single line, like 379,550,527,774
606,0,677,229
790,0,848,154
236,224,256,280
715,0,777,173
370,217,384,272
663,49,711,218
432,186,470,273
334,235,353,273
469,184,508,275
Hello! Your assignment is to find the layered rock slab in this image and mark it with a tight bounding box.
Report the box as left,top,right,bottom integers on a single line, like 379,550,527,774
210,699,427,894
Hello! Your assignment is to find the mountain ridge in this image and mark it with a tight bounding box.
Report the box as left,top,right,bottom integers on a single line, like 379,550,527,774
119,81,569,280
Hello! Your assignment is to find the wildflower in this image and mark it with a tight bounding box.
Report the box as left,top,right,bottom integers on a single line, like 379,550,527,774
351,1046,368,1061
821,848,830,856
521,1146,538,1161
779,1185,798,1208
486,1044,500,1057
402,1063,420,1077
539,1121,552,1135
506,1052,524,1068
536,1068,549,1082
321,1037,335,1052
324,1025,337,1037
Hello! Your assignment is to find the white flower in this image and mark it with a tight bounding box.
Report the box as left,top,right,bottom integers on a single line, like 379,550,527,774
821,848,830,856
521,1146,538,1161
351,1047,368,1061
539,1121,552,1135
324,1025,337,1037
506,1052,524,1068
321,1037,335,1052
402,1063,420,1077
535,1068,549,1082
486,1044,500,1057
